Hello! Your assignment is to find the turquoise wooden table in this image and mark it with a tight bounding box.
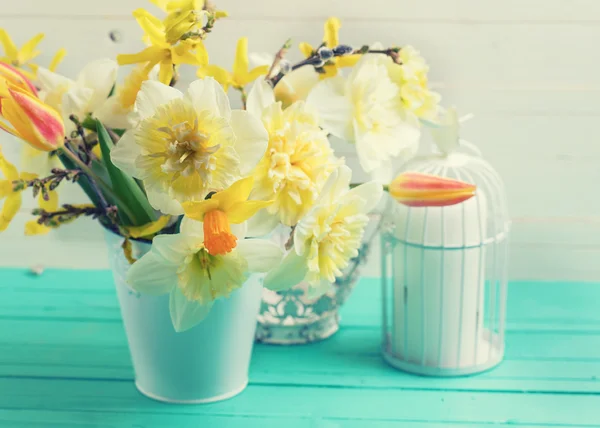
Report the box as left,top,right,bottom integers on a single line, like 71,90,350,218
1,268,599,427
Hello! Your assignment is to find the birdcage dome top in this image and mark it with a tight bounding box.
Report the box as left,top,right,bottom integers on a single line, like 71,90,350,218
386,110,510,248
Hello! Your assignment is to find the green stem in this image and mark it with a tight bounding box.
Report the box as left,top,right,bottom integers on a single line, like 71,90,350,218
349,182,389,192
60,147,138,222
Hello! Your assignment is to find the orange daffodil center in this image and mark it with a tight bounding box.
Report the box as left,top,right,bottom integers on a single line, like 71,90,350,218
182,176,272,255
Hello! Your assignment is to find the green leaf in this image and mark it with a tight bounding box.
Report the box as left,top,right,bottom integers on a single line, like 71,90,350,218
56,151,106,208
96,121,157,226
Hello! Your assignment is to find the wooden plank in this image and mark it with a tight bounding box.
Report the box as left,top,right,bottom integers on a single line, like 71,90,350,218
0,378,599,426
1,0,599,22
0,18,597,88
0,410,591,428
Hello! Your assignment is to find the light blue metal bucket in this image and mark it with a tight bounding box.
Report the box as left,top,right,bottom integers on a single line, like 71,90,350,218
105,229,263,403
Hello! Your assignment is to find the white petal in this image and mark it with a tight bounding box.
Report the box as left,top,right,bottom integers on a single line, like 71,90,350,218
126,252,177,295
62,86,94,118
169,288,213,332
110,131,142,177
229,110,269,174
306,76,353,141
77,59,119,113
186,77,231,119
246,79,275,118
354,123,385,174
180,216,204,238
151,233,194,264
278,66,320,102
316,165,352,206
135,80,183,121
346,181,384,214
369,158,394,185
263,249,309,291
237,239,283,273
36,67,73,92
94,96,132,130
231,221,247,240
147,188,184,215
245,208,279,238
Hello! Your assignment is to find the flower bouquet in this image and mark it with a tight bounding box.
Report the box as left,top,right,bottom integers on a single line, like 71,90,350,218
0,0,469,402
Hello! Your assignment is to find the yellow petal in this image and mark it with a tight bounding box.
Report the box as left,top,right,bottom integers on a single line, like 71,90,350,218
117,46,166,66
0,153,19,180
197,64,231,91
25,221,51,236
319,64,338,79
336,54,361,68
226,200,273,224
241,65,269,87
182,198,220,221
19,33,45,63
0,29,18,60
39,188,58,211
299,42,314,58
133,9,166,45
215,10,228,19
172,42,202,65
0,193,21,232
323,17,341,48
233,37,250,82
212,176,255,212
49,48,67,72
195,41,209,66
159,59,174,84
127,215,171,238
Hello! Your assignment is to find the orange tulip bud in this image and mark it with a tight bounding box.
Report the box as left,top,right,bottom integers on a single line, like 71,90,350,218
0,62,38,97
390,172,476,207
0,85,64,152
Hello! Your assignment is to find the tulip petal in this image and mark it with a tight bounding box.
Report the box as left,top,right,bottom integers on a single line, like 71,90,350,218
390,172,477,207
0,62,38,96
7,86,64,151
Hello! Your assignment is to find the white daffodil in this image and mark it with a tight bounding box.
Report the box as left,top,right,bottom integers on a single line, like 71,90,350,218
127,217,283,332
307,54,421,184
95,65,158,130
245,80,340,231
36,58,118,133
264,165,382,297
110,77,269,215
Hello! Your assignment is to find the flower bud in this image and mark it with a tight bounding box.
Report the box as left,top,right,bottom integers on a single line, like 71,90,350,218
333,44,353,55
390,172,476,207
317,46,334,61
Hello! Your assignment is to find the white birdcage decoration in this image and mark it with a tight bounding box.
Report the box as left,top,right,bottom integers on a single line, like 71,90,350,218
380,109,511,376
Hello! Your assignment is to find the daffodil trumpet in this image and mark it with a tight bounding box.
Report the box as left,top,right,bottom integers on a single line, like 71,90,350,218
389,172,476,207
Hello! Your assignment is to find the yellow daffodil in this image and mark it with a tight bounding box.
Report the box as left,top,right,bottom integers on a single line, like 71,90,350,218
389,172,476,207
95,65,156,129
245,80,340,230
298,17,360,79
0,29,66,79
127,216,283,331
386,45,441,120
0,150,36,232
0,83,65,152
264,165,382,297
24,188,59,235
197,37,268,91
182,176,272,255
307,53,421,184
110,78,269,215
117,9,208,85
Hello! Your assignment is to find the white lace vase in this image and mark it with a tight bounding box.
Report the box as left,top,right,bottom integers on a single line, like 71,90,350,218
255,214,380,345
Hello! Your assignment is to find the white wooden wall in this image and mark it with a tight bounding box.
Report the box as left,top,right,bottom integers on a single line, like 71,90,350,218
0,0,599,281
